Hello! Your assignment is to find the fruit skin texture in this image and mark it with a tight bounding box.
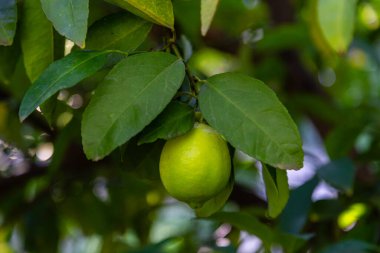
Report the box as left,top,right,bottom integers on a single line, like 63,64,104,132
159,123,231,207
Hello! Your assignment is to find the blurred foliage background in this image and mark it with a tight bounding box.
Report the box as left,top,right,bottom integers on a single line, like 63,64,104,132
1,0,380,252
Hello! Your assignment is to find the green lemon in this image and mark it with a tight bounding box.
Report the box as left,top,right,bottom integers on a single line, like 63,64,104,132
159,123,231,208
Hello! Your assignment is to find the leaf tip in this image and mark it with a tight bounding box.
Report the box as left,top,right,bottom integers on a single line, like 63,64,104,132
84,149,103,162
276,164,300,171
20,117,26,123
18,110,27,123
201,27,209,36
77,41,86,49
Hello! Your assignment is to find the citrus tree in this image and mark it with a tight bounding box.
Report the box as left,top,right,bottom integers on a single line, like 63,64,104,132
1,0,380,252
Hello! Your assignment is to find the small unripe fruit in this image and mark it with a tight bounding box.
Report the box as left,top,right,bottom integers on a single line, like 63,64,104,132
159,123,231,208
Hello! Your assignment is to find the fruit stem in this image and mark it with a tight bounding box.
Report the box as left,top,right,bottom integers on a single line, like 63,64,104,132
168,37,202,98
195,111,204,123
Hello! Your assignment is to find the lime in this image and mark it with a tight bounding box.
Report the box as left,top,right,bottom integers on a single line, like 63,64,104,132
159,123,231,208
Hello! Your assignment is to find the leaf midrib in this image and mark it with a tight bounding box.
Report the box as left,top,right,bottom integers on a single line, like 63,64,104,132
20,51,107,120
205,81,296,163
128,0,172,28
97,21,147,50
90,59,182,153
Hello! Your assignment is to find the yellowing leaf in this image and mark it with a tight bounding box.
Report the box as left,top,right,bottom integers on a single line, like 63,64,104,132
201,0,220,36
317,0,357,53
106,0,174,29
262,165,289,218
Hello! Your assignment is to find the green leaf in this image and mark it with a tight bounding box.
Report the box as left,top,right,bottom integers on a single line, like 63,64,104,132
40,0,89,47
82,52,185,160
317,0,357,53
0,0,17,46
106,0,174,29
210,212,273,247
279,177,319,233
318,239,379,253
262,164,289,218
201,0,219,36
19,51,110,121
199,73,303,170
317,158,355,194
86,13,152,51
20,0,54,82
195,169,234,217
138,101,194,145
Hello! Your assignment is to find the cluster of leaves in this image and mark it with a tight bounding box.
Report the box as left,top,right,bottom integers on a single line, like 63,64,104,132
14,0,303,170
14,0,303,218
1,0,380,252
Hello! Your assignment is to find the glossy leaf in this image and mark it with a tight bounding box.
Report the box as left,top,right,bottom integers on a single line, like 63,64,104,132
19,51,110,121
106,0,174,29
138,101,194,145
86,13,152,51
20,0,53,82
201,0,219,36
40,0,89,47
199,73,304,170
82,52,185,160
262,164,289,218
317,158,355,194
317,0,357,53
0,0,17,46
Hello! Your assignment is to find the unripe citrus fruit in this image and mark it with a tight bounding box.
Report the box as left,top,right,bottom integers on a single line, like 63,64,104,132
159,123,231,208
